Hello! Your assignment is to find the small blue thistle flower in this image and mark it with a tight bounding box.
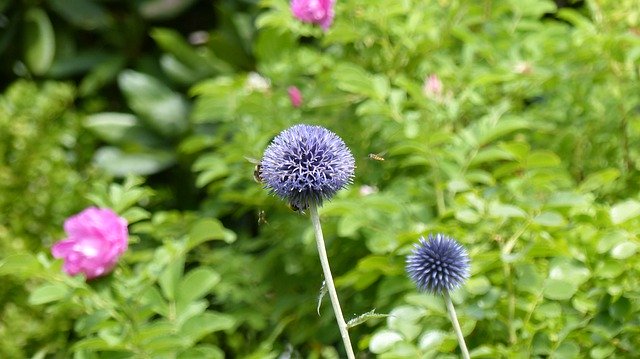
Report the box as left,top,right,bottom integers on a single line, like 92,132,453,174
406,234,470,295
260,124,355,211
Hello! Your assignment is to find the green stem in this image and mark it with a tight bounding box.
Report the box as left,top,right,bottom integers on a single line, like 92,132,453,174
309,203,355,359
444,292,470,359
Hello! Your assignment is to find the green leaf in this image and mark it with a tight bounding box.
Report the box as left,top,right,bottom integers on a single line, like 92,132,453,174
180,311,236,343
139,0,199,20
455,208,481,224
72,337,124,351
554,341,580,359
193,154,229,187
177,267,221,305
610,200,640,225
477,118,530,147
151,28,230,75
132,321,174,344
159,257,185,301
609,297,631,320
589,345,615,359
507,0,556,17
525,151,561,169
118,70,189,137
548,258,591,286
489,202,526,218
187,218,236,249
78,55,127,96
84,113,140,144
23,7,55,75
0,253,40,276
610,241,639,259
579,168,620,192
28,283,68,305
369,330,404,354
347,309,389,328
387,306,424,340
48,0,111,30
333,63,378,99
470,147,514,166
418,330,446,351
542,279,577,300
533,211,566,227
93,147,176,177
466,276,492,295
178,346,225,359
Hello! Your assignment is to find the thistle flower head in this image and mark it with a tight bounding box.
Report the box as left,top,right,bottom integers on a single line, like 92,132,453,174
406,233,470,295
260,124,355,211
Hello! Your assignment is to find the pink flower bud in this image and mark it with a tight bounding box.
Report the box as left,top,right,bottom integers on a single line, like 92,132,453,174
423,74,443,98
51,207,128,280
291,0,336,31
287,86,303,107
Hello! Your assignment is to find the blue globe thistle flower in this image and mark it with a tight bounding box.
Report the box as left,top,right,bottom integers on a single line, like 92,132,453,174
260,124,355,211
406,234,470,295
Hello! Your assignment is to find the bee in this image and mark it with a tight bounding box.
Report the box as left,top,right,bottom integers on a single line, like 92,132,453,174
368,152,386,161
245,156,263,183
257,210,268,225
288,202,306,214
251,162,263,184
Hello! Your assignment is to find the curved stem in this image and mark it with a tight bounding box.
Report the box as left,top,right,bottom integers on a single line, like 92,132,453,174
309,203,355,359
444,292,470,359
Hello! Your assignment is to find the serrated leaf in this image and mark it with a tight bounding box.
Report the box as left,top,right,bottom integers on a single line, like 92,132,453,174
347,309,389,328
317,280,327,316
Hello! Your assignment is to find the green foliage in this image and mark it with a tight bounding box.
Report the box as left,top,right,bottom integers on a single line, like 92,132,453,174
0,80,99,250
2,0,640,357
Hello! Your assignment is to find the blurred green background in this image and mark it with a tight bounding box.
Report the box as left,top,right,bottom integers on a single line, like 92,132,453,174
1,0,640,358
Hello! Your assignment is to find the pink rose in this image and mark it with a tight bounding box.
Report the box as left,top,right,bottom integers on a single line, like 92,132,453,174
52,207,128,279
291,0,336,31
287,86,303,107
